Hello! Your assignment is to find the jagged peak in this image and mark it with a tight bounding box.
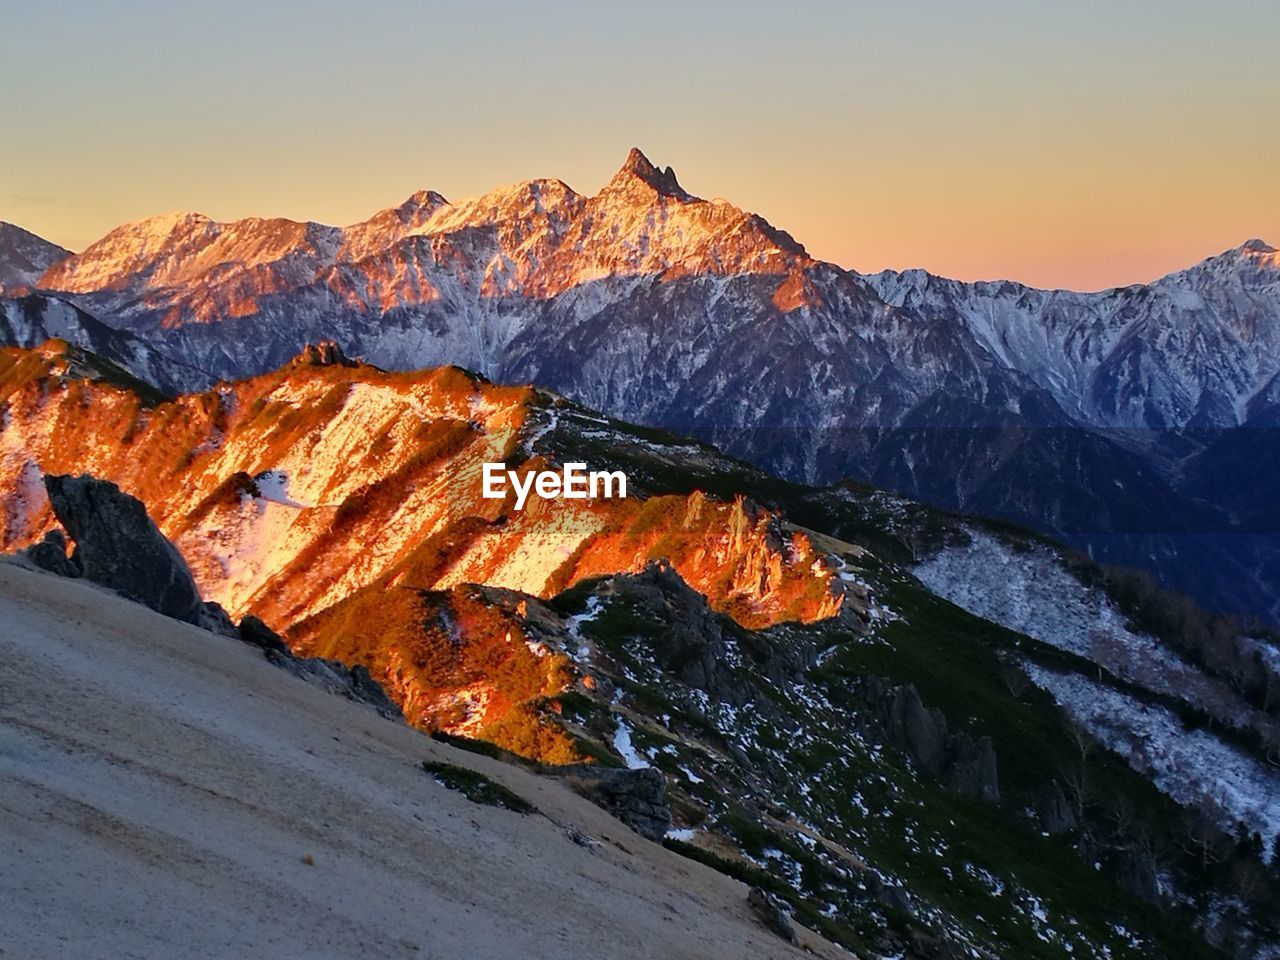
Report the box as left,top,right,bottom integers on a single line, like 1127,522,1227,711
334,191,451,262
1198,238,1278,265
98,210,343,248
1175,238,1280,279
362,188,450,228
58,212,219,263
1239,238,1276,255
400,188,450,211
421,177,583,235
288,339,358,369
1232,239,1279,273
0,220,68,248
602,147,691,200
0,223,73,291
117,210,215,237
475,177,580,209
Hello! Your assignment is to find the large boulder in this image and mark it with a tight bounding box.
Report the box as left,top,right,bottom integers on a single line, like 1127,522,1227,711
43,474,232,635
609,562,810,707
239,614,292,656
886,685,948,776
747,886,797,944
264,647,404,722
944,734,1000,805
22,529,80,578
37,473,403,720
1038,780,1077,835
555,764,672,841
239,613,404,722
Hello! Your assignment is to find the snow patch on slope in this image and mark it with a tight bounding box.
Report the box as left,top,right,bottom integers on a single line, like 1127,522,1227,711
252,470,308,509
611,717,651,770
1025,664,1280,856
915,531,1254,727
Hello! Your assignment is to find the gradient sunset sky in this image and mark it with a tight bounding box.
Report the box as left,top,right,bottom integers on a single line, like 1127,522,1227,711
3,0,1276,291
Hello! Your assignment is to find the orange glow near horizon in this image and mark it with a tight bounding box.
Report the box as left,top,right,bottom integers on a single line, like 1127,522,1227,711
2,2,1276,292
10,150,1271,293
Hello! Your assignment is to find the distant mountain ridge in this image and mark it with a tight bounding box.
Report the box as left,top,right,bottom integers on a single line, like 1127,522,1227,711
36,147,809,331
5,150,1278,620
0,222,70,295
0,293,198,395
866,238,1280,433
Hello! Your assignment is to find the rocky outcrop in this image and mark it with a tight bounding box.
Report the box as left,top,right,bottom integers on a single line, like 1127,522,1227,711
875,883,915,918
291,339,355,368
240,613,403,722
30,473,403,721
239,614,292,656
43,474,235,636
886,684,948,774
201,601,238,637
1115,848,1162,904
747,886,796,944
945,734,1001,804
611,562,811,707
554,765,671,841
268,652,404,722
863,678,1000,803
613,563,751,705
1038,780,1077,835
22,529,80,579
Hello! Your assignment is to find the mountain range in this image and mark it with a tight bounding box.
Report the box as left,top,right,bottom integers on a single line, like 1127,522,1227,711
5,336,1280,958
4,149,1276,622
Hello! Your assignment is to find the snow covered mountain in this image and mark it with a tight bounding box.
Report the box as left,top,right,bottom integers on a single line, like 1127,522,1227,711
860,240,1280,621
0,340,843,635
0,221,70,295
11,151,1280,620
36,148,808,360
866,239,1280,433
0,294,198,395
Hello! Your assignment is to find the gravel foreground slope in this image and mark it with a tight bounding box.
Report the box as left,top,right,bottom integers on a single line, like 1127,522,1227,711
0,561,835,960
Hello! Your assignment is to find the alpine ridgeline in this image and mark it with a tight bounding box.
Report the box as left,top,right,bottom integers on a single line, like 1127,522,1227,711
4,340,1280,959
10,152,1280,623
0,221,69,295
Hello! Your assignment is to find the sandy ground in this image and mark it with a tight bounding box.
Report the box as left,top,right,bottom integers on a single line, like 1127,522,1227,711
0,561,843,960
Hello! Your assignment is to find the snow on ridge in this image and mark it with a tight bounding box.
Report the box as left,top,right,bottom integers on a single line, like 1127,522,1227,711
915,528,1280,854
1025,664,1280,856
914,530,1254,728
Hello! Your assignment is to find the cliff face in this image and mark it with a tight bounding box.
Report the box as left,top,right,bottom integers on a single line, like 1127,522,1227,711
290,581,584,763
0,340,845,636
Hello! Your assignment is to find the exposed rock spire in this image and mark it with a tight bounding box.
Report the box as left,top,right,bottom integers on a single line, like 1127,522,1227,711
605,147,690,199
